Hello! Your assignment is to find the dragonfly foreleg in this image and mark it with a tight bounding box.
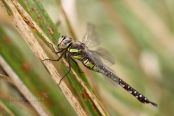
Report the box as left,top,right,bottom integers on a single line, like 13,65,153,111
59,54,72,85
48,42,66,53
42,50,67,62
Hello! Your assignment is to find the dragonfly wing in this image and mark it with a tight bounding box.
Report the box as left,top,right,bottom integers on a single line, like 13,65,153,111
87,49,118,86
82,23,115,64
83,47,103,68
82,23,101,48
89,48,115,65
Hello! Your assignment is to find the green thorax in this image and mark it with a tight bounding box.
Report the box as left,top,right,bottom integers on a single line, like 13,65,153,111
68,47,96,70
68,48,82,60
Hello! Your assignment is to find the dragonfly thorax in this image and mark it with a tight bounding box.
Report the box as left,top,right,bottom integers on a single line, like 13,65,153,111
58,35,72,49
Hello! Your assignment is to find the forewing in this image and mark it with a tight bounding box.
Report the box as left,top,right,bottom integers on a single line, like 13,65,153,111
82,23,101,48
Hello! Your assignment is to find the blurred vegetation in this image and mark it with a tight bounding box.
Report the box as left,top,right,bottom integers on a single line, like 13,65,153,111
0,0,174,116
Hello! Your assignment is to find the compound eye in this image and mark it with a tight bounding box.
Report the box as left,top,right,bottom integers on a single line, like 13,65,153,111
63,37,72,45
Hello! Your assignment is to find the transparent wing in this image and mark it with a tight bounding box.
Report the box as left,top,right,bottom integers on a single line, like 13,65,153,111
82,23,115,65
90,48,115,65
82,23,101,48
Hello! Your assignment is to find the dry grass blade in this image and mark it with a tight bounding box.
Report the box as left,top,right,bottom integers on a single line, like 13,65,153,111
0,74,14,85
60,4,78,41
62,58,107,116
0,56,48,116
4,0,87,115
0,100,14,115
10,0,107,115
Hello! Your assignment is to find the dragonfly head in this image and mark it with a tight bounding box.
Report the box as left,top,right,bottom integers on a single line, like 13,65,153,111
58,35,72,49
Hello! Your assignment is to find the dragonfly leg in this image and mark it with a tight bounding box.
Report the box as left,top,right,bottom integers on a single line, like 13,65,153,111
48,42,66,53
48,42,56,52
42,43,71,61
70,57,78,65
59,55,72,85
42,50,66,62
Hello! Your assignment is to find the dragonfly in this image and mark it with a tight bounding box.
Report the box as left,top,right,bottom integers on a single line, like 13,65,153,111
44,24,157,107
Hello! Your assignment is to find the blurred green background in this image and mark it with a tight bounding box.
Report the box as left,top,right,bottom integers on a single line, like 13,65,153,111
0,0,174,115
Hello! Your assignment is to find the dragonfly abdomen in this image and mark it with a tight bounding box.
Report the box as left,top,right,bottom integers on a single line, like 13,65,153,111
98,66,157,107
81,58,100,71
118,78,157,106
